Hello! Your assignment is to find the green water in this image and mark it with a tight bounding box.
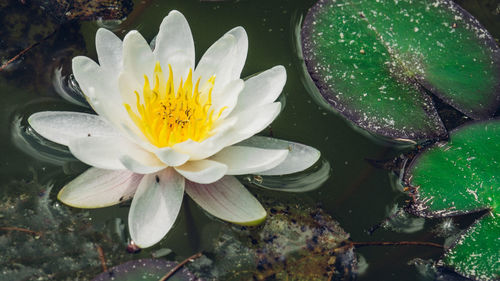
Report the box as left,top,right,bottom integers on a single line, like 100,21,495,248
0,0,498,280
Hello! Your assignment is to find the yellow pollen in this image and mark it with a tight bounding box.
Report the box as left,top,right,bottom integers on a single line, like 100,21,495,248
124,62,225,148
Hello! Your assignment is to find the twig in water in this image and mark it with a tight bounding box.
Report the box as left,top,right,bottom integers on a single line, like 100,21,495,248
350,241,443,249
159,252,202,281
95,244,108,272
0,29,58,72
0,226,42,236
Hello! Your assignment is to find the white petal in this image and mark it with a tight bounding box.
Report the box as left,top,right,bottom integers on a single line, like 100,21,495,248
172,102,280,161
185,176,266,225
28,111,118,146
153,10,195,84
118,70,142,108
232,65,286,115
211,79,244,119
238,136,320,175
58,168,142,208
72,56,129,127
175,160,227,184
117,121,157,152
194,33,237,92
209,146,288,175
95,28,123,73
72,56,110,105
120,155,166,174
154,147,190,167
68,136,166,171
172,117,237,160
225,26,248,80
122,30,155,84
72,56,103,95
129,168,185,248
225,102,282,145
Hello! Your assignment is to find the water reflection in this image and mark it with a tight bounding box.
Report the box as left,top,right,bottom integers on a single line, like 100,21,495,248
52,67,88,107
242,157,330,192
11,114,75,166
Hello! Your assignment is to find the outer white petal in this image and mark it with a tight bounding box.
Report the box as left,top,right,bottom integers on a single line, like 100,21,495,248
129,168,185,248
238,136,321,175
28,111,119,146
232,65,286,115
122,30,155,84
68,136,166,171
95,28,123,73
154,147,190,167
185,176,266,225
153,10,195,86
58,168,142,208
72,56,130,128
72,56,103,95
194,34,237,92
72,56,112,103
209,146,288,175
225,26,248,81
174,160,227,184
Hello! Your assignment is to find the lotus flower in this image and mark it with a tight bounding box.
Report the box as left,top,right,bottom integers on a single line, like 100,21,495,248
28,10,320,248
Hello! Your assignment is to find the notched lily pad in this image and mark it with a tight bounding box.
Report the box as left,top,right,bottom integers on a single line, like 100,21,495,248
92,259,200,281
404,120,500,280
190,201,356,281
301,0,500,141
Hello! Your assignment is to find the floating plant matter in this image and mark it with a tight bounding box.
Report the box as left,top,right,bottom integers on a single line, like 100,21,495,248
0,179,129,281
405,120,500,280
301,0,500,142
189,201,356,281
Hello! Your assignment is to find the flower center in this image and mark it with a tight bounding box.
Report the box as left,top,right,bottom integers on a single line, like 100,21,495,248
124,62,226,148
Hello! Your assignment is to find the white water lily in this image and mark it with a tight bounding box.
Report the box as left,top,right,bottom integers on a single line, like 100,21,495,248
28,10,321,248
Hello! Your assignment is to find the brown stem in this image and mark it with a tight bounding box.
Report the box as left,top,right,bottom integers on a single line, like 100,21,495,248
0,227,42,236
158,252,202,281
95,244,108,272
0,29,58,71
350,241,443,249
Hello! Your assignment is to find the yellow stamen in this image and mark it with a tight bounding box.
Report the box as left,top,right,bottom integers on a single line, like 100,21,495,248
124,61,226,148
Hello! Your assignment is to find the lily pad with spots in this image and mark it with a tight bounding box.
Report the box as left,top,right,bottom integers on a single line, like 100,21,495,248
404,120,500,280
301,0,500,142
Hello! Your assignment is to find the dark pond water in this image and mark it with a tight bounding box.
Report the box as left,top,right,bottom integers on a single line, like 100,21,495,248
0,0,498,280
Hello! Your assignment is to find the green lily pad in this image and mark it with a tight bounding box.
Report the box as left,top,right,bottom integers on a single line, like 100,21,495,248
301,0,500,141
404,120,500,280
92,259,200,281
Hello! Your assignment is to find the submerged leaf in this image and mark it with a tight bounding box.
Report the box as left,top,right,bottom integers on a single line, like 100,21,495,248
301,0,500,141
0,179,128,280
405,120,500,280
189,200,356,281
